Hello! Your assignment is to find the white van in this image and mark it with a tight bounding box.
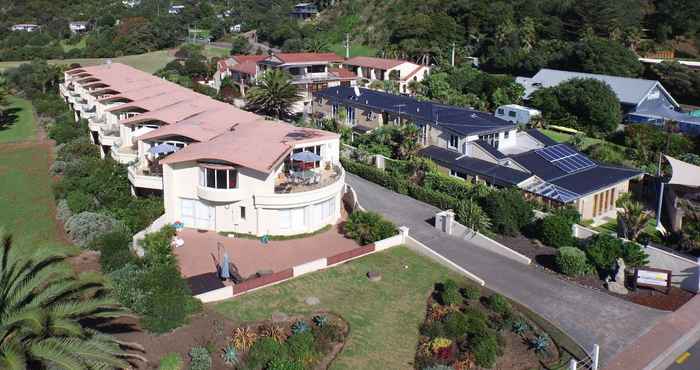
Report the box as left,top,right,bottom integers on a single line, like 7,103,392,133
495,104,541,124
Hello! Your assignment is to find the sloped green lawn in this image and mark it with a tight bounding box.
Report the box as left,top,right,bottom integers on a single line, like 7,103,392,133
0,96,36,143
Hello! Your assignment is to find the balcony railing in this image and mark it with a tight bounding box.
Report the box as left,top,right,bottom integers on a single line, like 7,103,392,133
274,164,343,194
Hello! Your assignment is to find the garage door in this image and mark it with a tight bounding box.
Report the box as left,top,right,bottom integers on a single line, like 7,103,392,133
180,198,215,230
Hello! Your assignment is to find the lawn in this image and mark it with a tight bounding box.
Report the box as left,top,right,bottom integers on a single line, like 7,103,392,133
329,43,377,58
60,38,87,52
539,128,603,150
0,143,68,250
0,96,36,143
215,246,464,370
0,49,174,74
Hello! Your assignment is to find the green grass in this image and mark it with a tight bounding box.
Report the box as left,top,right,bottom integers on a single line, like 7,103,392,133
60,38,86,52
329,43,377,58
0,96,37,143
0,143,69,250
201,45,231,59
539,128,603,150
214,246,582,369
0,49,175,74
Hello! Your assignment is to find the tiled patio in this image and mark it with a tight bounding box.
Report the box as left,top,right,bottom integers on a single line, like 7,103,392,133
173,224,360,295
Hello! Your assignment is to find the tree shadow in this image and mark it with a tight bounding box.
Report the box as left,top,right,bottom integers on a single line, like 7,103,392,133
0,108,21,131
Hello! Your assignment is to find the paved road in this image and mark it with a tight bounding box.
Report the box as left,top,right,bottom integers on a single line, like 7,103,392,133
668,340,700,370
347,174,666,365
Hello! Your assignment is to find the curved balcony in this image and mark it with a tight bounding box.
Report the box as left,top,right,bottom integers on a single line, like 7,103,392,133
197,185,248,203
128,164,163,190
256,165,345,208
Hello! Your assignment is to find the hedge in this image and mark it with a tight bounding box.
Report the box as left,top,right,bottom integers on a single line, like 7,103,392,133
422,172,477,200
556,247,589,277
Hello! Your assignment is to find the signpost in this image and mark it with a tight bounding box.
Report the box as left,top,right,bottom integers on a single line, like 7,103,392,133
634,267,672,293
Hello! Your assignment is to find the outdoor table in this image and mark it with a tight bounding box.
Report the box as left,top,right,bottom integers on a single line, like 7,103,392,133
292,170,315,183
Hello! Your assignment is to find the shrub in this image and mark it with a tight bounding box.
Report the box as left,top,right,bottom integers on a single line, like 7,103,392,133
422,172,477,200
481,189,533,236
312,322,344,352
48,117,84,144
49,160,67,176
232,327,258,351
142,225,178,267
455,199,491,234
442,310,487,339
188,347,211,370
66,190,97,214
529,333,551,353
462,286,481,301
109,196,165,233
268,357,305,370
486,294,512,316
64,211,125,248
261,325,286,343
312,314,328,327
56,137,98,161
108,263,148,314
286,332,317,364
407,182,460,210
429,337,452,353
422,366,455,370
539,215,574,248
511,320,530,335
56,199,72,222
247,337,287,369
553,206,581,225
221,345,239,366
343,210,397,245
420,321,446,338
291,320,310,335
140,262,201,333
556,247,589,276
158,353,183,370
621,241,649,268
440,280,462,306
471,331,502,368
92,230,137,273
585,234,624,276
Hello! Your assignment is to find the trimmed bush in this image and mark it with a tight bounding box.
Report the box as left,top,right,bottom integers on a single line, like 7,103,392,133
247,337,287,369
486,294,512,316
585,234,624,276
92,230,137,273
440,280,462,306
344,210,397,245
422,172,477,200
140,262,201,333
48,116,84,144
462,286,481,301
66,190,97,214
621,241,649,268
158,353,183,370
188,346,211,370
49,160,67,176
442,310,487,339
555,247,590,276
471,331,502,368
56,199,72,222
108,263,148,315
539,214,574,248
64,211,125,248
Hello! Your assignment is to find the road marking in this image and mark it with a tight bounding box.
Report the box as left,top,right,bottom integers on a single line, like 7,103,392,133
676,352,691,364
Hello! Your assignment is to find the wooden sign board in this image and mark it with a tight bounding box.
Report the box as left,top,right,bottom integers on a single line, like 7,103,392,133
634,267,672,293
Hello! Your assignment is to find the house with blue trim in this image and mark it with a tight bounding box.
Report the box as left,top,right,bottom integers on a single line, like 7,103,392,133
313,86,644,220
517,68,700,135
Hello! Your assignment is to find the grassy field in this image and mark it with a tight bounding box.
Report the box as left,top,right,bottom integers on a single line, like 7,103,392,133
539,128,603,149
0,49,175,74
0,143,69,249
329,43,377,58
0,96,37,143
60,38,87,52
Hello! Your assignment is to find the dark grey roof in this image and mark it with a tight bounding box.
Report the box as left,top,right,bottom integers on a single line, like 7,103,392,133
518,68,661,106
524,129,558,147
314,86,516,137
418,146,531,187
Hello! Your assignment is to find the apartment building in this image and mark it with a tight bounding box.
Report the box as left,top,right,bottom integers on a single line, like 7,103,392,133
313,86,643,221
214,52,357,112
343,56,431,94
60,63,345,236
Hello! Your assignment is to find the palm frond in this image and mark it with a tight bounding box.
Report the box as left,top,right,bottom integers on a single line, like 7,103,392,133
29,339,87,370
0,342,27,370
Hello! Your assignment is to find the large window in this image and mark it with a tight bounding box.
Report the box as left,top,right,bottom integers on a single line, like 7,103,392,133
479,133,500,149
308,65,325,73
448,135,459,149
200,167,238,189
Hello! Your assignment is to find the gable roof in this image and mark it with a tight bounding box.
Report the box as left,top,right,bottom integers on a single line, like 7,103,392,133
315,86,515,136
264,52,343,64
518,68,664,106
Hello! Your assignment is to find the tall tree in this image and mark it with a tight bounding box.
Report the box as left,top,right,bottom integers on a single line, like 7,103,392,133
245,69,302,119
0,229,141,369
616,194,651,242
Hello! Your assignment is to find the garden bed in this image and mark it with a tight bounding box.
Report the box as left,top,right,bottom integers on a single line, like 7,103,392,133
491,233,695,311
415,280,561,370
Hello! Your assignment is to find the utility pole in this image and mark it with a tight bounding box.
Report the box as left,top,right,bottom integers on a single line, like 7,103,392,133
451,42,455,67
345,33,350,58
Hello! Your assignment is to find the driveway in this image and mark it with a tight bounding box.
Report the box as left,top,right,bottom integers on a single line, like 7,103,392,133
347,174,666,365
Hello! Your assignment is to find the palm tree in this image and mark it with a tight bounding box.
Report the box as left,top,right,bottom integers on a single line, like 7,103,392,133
393,124,420,160
245,69,303,119
304,38,330,53
616,194,651,242
0,229,142,369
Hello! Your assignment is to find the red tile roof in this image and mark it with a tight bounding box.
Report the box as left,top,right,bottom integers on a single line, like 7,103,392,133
231,55,268,64
328,67,357,80
269,52,343,64
229,60,257,75
344,56,409,70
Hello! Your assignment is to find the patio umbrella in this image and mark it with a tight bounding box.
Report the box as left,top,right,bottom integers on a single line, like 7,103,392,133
221,252,230,280
148,143,178,155
291,151,322,162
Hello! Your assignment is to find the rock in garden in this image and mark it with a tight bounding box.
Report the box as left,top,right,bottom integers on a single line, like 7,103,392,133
304,296,320,306
271,312,289,322
606,281,629,295
367,271,382,282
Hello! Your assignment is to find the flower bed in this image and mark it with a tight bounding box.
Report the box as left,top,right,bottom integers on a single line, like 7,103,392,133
415,280,561,370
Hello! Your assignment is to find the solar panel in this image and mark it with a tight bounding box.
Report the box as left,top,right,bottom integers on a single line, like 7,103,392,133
535,144,596,174
527,181,580,203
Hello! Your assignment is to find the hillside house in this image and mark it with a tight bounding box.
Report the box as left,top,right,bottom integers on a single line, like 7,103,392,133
343,56,430,95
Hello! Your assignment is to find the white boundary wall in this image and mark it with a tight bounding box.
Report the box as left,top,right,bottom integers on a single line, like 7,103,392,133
404,235,486,286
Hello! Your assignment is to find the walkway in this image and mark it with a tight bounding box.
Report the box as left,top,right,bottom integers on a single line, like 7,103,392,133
347,174,665,365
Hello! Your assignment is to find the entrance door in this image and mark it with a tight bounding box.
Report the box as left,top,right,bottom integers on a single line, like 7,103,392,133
180,198,215,230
